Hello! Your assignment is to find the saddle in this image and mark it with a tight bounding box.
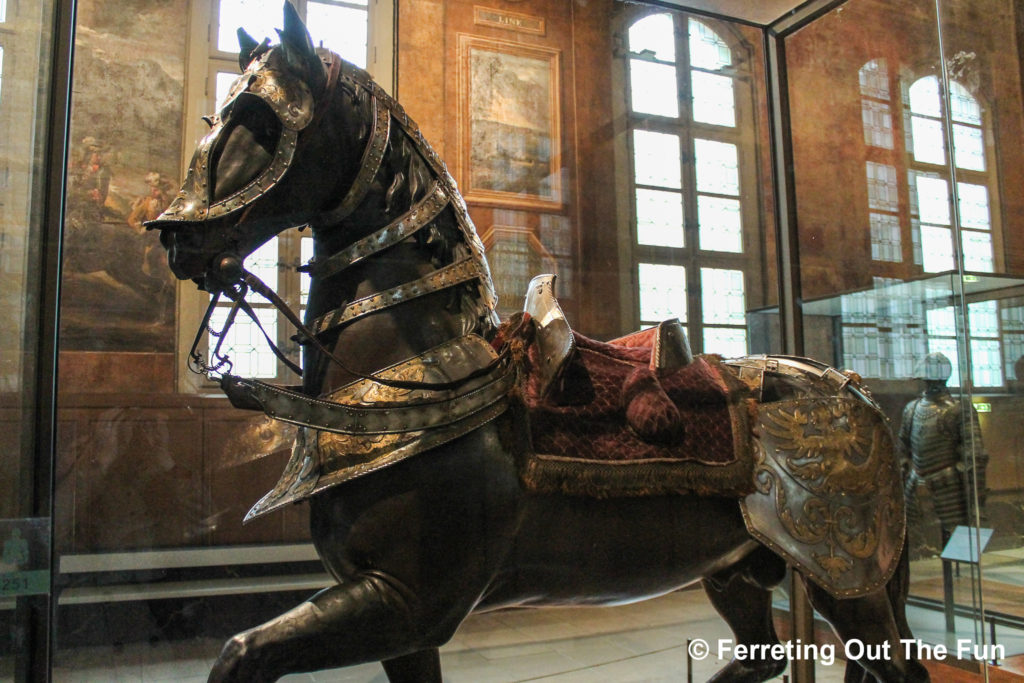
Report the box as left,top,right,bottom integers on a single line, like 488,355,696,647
515,275,755,499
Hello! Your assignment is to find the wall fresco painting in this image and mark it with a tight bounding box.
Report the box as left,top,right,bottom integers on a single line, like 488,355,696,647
458,34,561,210
60,0,186,352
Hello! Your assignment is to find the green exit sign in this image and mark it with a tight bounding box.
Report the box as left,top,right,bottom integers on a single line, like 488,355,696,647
975,402,992,413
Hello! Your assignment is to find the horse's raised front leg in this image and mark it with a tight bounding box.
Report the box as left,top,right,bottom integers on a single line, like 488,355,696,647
208,423,521,683
207,572,442,683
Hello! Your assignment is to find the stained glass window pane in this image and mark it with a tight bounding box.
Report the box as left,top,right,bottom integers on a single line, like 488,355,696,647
927,306,957,337
911,115,946,165
861,100,893,149
694,139,738,196
971,339,1003,387
870,212,902,262
244,236,279,297
962,231,993,272
909,76,941,118
866,162,898,212
701,268,745,325
949,81,981,125
843,326,881,378
697,195,741,253
208,306,279,378
969,301,999,337
1006,333,1024,380
921,225,953,272
703,327,747,358
307,3,368,68
636,189,684,247
638,263,686,322
691,71,735,127
957,182,990,230
633,130,681,189
629,13,676,63
630,59,680,118
215,71,237,109
688,19,731,71
1002,304,1024,333
858,59,889,99
952,123,985,171
218,0,282,53
915,175,950,225
300,236,314,307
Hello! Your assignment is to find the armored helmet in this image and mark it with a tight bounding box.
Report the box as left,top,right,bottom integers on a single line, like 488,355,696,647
913,351,953,381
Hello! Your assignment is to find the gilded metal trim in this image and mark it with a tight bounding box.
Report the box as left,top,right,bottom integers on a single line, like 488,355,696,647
308,257,486,336
222,358,513,435
309,181,448,279
740,397,905,598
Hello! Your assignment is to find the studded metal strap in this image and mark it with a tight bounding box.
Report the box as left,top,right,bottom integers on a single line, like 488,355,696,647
221,368,514,435
308,257,486,337
308,181,449,280
319,61,498,313
315,95,391,226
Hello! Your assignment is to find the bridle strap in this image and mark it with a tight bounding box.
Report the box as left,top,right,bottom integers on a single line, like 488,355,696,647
305,258,486,338
238,266,506,392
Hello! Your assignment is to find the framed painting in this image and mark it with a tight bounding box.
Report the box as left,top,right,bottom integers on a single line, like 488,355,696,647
457,34,562,210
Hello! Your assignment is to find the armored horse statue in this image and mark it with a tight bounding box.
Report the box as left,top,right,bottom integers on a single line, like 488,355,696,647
147,5,929,682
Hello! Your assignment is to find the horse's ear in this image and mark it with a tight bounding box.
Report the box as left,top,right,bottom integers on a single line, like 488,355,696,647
237,28,260,71
278,1,327,95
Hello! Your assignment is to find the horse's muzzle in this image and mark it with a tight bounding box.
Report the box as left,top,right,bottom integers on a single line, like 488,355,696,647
148,222,218,283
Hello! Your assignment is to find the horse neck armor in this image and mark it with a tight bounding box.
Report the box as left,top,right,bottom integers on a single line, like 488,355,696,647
206,56,511,517
242,333,513,519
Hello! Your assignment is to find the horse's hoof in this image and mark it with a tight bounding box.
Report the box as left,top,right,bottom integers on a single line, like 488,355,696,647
208,635,257,683
707,657,787,683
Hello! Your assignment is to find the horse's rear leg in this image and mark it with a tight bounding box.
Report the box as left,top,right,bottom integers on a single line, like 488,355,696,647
382,648,441,682
800,576,930,683
207,573,446,683
702,546,788,682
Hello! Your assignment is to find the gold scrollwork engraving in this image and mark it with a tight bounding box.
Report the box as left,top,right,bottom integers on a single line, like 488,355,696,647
753,398,903,583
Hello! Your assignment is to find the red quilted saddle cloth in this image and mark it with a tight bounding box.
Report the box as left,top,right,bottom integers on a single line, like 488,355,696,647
518,329,755,498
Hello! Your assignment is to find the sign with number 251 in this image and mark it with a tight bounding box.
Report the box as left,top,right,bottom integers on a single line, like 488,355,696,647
0,518,49,597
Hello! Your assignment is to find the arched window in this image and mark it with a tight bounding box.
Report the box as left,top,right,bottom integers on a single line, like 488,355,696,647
860,59,902,264
850,63,1003,387
623,13,756,356
908,75,994,273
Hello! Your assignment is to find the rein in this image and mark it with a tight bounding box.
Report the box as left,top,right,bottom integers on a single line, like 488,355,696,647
191,263,511,392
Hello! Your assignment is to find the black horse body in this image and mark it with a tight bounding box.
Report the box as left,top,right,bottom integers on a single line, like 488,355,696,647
148,6,929,682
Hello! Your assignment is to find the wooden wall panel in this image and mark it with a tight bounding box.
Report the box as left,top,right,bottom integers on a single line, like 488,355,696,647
203,408,310,546
63,405,204,551
56,396,311,553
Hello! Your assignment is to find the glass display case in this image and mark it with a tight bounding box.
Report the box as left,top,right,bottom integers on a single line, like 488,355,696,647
3,0,1023,680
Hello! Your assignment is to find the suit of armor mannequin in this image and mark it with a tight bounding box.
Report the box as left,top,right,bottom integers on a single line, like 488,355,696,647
899,353,988,534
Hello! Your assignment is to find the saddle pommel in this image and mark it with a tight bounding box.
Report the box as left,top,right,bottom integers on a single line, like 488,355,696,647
523,274,575,398
651,319,693,373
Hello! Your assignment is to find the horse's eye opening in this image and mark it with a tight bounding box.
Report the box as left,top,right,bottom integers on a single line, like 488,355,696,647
209,96,282,203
